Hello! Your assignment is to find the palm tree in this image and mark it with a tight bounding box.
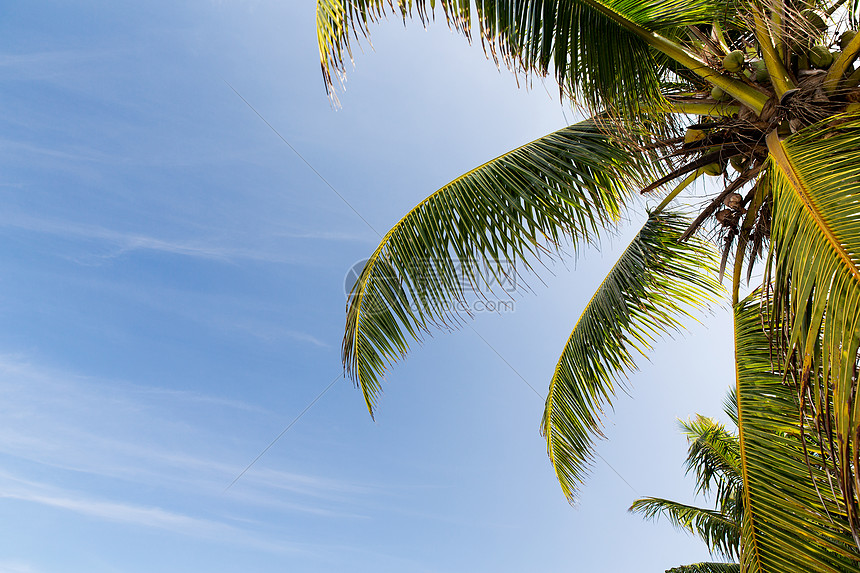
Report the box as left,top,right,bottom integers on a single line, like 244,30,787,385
316,1,860,569
631,402,742,572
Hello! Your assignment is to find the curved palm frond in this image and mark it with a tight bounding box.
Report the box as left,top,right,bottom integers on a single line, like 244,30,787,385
666,563,740,573
734,292,860,572
541,211,722,500
316,0,766,116
630,497,740,559
766,115,860,542
344,120,647,415
680,415,743,499
723,387,738,427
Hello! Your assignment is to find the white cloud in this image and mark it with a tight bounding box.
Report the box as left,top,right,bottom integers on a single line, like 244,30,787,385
0,213,298,263
0,473,297,553
0,212,367,268
0,357,373,514
0,562,40,573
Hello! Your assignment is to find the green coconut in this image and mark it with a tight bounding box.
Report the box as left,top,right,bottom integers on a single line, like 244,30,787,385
684,128,707,144
802,9,828,33
703,162,725,176
710,86,731,101
723,50,745,73
730,155,749,172
809,45,834,68
753,60,770,84
840,30,857,51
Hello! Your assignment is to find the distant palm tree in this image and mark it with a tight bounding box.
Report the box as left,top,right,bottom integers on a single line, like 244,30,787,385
316,1,860,569
631,402,742,572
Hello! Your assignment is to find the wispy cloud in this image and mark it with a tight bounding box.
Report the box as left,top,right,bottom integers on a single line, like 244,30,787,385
0,137,116,164
0,213,361,265
0,50,105,82
228,319,330,348
0,560,41,573
0,357,374,515
0,472,298,553
0,213,291,263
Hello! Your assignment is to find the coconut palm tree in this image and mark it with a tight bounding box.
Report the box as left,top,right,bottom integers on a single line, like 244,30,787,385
316,1,860,569
630,403,742,572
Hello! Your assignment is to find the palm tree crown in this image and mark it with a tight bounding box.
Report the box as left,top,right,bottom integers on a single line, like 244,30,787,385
317,1,860,570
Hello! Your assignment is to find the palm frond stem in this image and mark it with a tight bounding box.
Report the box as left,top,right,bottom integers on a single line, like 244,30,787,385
654,169,706,214
766,130,860,282
581,0,769,112
732,182,766,304
679,164,763,241
824,30,860,93
667,100,742,116
753,10,795,98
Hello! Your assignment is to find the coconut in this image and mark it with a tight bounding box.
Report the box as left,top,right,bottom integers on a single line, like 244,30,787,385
704,162,725,176
684,128,707,144
730,155,749,173
711,86,731,101
809,45,834,68
753,60,770,84
840,30,857,51
723,192,744,211
802,9,828,33
723,50,745,73
715,208,740,227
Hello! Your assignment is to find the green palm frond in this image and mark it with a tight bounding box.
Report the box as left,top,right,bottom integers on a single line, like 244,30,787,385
316,0,765,116
630,497,740,559
766,116,860,542
541,211,722,500
316,0,473,98
344,120,646,415
734,292,860,572
666,563,740,573
723,387,738,427
680,415,742,498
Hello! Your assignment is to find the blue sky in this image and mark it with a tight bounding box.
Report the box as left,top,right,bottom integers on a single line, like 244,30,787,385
0,2,737,572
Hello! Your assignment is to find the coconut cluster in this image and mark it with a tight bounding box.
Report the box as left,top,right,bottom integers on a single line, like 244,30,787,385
677,10,859,198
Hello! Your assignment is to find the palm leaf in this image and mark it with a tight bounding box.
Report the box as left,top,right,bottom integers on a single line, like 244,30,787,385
733,292,860,572
541,210,722,500
666,564,740,573
766,116,860,543
680,415,742,499
630,496,740,559
316,0,766,116
344,119,646,415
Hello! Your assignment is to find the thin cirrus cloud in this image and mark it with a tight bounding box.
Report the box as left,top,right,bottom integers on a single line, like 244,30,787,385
0,212,361,265
0,560,41,573
0,472,300,553
0,356,375,520
0,49,109,83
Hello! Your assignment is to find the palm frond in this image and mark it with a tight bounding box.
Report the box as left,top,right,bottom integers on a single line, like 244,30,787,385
344,120,646,415
316,0,750,116
766,115,860,542
666,563,740,573
734,292,860,572
680,415,743,498
541,211,722,500
630,497,740,559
